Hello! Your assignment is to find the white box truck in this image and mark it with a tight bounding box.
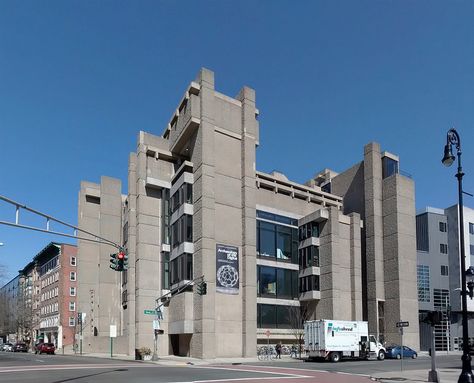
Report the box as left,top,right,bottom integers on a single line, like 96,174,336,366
304,319,386,362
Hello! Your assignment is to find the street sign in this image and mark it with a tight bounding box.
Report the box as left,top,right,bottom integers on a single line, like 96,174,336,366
396,321,409,328
265,330,271,337
144,309,157,315
110,325,117,338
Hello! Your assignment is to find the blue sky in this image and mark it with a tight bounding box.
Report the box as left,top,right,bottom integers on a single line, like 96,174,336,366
0,0,473,282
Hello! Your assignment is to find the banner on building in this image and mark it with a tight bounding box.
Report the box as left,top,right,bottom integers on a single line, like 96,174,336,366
216,244,239,295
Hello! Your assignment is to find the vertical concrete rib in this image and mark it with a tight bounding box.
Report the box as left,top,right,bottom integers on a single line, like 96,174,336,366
191,68,217,358
363,142,385,336
237,86,257,357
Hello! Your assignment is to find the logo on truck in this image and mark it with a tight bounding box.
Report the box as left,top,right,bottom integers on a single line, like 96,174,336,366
327,322,356,334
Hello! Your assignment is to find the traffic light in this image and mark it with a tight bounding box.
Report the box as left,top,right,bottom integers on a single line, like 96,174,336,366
197,281,207,295
110,250,127,272
110,253,119,271
122,250,129,270
117,250,125,271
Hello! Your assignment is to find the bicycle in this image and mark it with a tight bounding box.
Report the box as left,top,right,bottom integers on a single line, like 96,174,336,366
257,346,276,361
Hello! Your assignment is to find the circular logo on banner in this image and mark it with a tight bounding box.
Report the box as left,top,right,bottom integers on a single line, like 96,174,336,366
216,265,239,288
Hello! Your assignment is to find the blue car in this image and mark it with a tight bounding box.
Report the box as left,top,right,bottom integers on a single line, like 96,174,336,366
385,345,417,359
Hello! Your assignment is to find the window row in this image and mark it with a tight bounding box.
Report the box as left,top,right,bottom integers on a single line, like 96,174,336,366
299,221,320,241
298,246,319,268
41,302,58,315
257,266,299,299
41,287,59,302
39,256,59,276
170,253,193,286
257,221,298,263
417,265,430,302
257,304,295,329
41,315,59,329
41,272,59,288
171,214,193,248
300,275,320,293
171,183,193,213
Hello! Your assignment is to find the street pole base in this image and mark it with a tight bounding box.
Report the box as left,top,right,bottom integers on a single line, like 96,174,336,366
458,370,474,383
428,370,439,383
152,353,159,361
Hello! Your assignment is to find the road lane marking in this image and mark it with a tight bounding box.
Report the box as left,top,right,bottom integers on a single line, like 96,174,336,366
0,363,156,373
191,365,311,378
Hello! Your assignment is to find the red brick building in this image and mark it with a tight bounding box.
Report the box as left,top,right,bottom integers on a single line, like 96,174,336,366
35,243,77,349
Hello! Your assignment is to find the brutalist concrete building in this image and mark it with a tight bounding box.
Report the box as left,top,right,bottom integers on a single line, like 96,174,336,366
76,68,419,358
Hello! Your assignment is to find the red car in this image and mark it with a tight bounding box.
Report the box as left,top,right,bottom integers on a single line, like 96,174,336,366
35,343,55,355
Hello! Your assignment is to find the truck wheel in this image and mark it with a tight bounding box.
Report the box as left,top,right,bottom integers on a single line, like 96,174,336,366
330,352,341,363
378,351,385,361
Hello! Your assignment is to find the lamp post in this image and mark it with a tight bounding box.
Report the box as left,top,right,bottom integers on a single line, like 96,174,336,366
442,128,473,383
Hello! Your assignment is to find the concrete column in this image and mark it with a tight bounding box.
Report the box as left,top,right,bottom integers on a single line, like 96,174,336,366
363,142,385,336
191,68,217,358
349,213,363,320
237,86,257,357
127,153,137,356
382,174,419,349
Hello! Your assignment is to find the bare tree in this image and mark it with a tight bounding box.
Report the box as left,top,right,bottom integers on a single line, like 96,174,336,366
288,303,313,358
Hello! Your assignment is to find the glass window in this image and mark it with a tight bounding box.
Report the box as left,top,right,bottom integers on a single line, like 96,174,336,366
69,317,75,327
441,265,449,276
439,222,447,232
259,266,276,297
259,222,276,258
276,268,292,299
186,253,193,280
417,265,430,302
382,156,399,179
440,244,448,254
260,304,276,328
276,226,292,261
276,305,292,329
69,302,76,311
70,257,76,266
186,215,193,242
470,223,474,235
186,183,193,204
70,272,76,281
470,245,474,256
70,287,76,296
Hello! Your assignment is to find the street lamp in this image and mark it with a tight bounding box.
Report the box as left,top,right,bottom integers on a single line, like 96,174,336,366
442,128,473,383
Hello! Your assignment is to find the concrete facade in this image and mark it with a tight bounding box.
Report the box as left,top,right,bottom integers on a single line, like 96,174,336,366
76,68,420,357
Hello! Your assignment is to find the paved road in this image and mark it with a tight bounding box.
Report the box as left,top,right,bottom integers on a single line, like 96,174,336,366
254,353,462,375
0,351,372,383
0,351,463,383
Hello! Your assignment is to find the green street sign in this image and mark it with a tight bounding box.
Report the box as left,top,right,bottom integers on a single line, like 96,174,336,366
144,309,157,315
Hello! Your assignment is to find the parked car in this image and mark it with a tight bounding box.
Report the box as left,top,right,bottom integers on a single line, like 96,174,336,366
1,343,13,352
35,343,55,355
13,343,28,352
385,345,417,359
